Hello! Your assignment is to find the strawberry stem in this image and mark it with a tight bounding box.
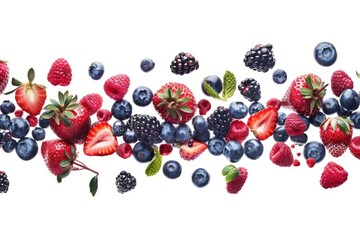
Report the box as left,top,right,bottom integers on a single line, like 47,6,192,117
72,160,99,176
314,83,328,96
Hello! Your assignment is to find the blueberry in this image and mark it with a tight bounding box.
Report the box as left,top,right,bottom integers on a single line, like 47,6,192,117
298,115,310,130
159,122,176,144
192,130,210,143
277,112,287,125
2,138,17,153
0,114,11,130
337,106,352,117
339,89,360,112
163,160,182,179
303,141,326,162
123,130,138,143
201,75,223,96
249,102,264,115
192,168,210,188
314,42,337,67
132,142,154,163
175,123,192,144
140,58,155,72
15,137,38,161
112,120,127,136
31,127,46,141
229,101,248,119
244,138,263,160
350,111,360,129
7,117,30,139
111,99,132,120
223,140,244,163
207,137,226,156
88,61,105,80
272,69,287,84
38,114,50,128
0,100,15,114
132,86,153,107
322,97,340,115
192,115,208,133
273,126,289,142
309,112,326,127
290,133,308,145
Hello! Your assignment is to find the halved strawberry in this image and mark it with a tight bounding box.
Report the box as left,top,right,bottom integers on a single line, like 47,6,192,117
247,107,278,140
5,68,46,116
83,122,118,156
179,140,207,160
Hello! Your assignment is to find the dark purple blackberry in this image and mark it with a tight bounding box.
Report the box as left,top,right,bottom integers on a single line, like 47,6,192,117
238,78,261,102
127,114,161,145
207,106,232,138
244,44,275,72
0,171,9,193
115,171,136,194
170,52,199,75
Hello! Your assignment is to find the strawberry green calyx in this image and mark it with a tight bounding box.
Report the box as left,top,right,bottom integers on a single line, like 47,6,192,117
4,68,46,95
42,91,79,126
222,164,239,182
300,74,328,114
321,117,354,134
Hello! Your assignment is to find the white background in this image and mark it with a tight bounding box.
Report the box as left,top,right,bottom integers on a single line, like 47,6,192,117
1,1,360,239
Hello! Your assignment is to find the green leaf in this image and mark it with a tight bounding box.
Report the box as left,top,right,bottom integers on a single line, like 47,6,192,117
226,168,239,183
64,150,72,161
157,92,166,99
3,87,18,95
177,97,190,104
167,88,172,99
44,104,59,111
174,87,181,99
322,119,330,130
316,100,322,110
66,103,79,111
64,95,73,107
178,105,193,113
57,169,71,182
222,70,236,100
331,118,337,131
156,100,168,108
50,98,62,109
60,114,71,127
58,91,64,105
203,81,223,100
222,164,237,176
356,71,360,79
300,88,313,96
174,108,182,121
27,68,35,83
41,111,55,119
89,176,98,197
336,118,350,134
310,100,315,114
305,74,314,89
62,110,75,119
145,148,162,176
60,159,71,168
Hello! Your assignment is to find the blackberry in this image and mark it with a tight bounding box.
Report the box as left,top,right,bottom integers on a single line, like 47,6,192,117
127,114,161,145
170,52,199,75
243,44,275,72
238,78,261,102
207,106,232,138
115,171,136,194
0,171,9,193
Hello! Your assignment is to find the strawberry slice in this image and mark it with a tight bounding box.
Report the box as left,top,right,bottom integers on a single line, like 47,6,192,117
247,107,278,140
84,122,118,156
179,140,207,160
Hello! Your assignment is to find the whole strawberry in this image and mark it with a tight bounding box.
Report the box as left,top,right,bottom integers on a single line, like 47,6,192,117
104,74,130,101
153,82,197,124
42,91,91,144
47,58,72,86
320,117,353,158
320,161,348,189
0,59,9,95
331,70,353,97
222,165,248,194
282,74,327,116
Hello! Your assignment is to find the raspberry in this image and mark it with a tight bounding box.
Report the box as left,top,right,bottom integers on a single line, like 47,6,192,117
26,115,38,127
198,99,211,115
116,143,132,159
14,109,23,117
331,70,353,97
293,159,301,167
266,98,281,110
79,93,103,116
306,158,316,168
225,120,249,144
47,58,72,86
104,74,130,101
159,144,173,156
96,109,112,122
269,142,294,167
285,113,307,136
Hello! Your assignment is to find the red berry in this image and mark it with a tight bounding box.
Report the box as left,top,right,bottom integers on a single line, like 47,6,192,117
225,120,249,144
293,159,301,166
104,74,130,101
159,144,173,156
14,109,23,117
197,99,211,115
306,158,316,168
269,142,294,167
349,136,360,159
116,143,132,159
266,98,281,110
79,93,103,116
331,70,353,97
97,109,112,122
296,152,301,157
47,58,72,86
26,115,38,127
320,161,348,189
285,113,307,136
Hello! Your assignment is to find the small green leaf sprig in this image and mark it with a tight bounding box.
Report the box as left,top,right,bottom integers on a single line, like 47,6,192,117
222,164,239,182
145,147,162,176
203,70,236,101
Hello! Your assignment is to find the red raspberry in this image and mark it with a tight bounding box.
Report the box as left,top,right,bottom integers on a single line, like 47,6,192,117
104,74,130,101
116,143,132,159
285,113,307,136
349,136,360,159
26,115,38,127
197,99,211,115
159,144,173,156
226,167,248,194
79,93,103,116
293,159,301,167
306,158,316,168
320,161,348,189
331,70,353,97
47,58,72,86
225,120,249,144
269,142,294,167
96,109,112,122
14,109,23,118
266,98,281,110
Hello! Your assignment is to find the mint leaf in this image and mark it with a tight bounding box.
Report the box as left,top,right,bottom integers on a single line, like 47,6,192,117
203,81,223,101
222,164,237,176
145,148,162,176
226,168,239,183
89,175,98,197
222,70,236,100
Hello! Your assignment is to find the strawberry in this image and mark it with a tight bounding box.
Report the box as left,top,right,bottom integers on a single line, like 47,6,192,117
306,158,316,168
83,122,118,156
225,120,249,144
331,70,353,97
320,161,348,189
5,68,47,116
222,165,248,194
269,142,293,167
79,93,103,116
349,136,360,159
103,74,130,101
0,59,9,95
153,82,197,124
284,113,307,136
42,91,91,144
247,107,278,140
47,58,72,86
179,140,207,160
41,138,99,196
282,74,327,116
320,117,353,158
